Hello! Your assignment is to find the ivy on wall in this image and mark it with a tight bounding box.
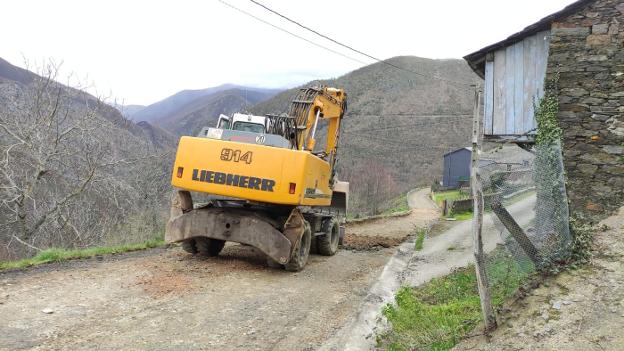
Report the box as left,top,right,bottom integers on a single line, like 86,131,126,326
533,74,592,265
535,75,562,145
532,74,574,264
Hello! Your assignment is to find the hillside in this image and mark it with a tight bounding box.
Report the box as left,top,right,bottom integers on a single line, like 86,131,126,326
131,84,280,128
155,88,278,136
0,58,176,261
115,104,146,118
252,56,479,214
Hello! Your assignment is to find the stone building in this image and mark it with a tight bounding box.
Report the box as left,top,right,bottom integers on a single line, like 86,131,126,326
464,0,624,220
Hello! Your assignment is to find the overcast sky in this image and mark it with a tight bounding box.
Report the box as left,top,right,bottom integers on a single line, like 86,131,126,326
2,0,574,106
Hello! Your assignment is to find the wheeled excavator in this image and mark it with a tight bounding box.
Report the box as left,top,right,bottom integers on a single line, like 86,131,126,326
165,87,348,271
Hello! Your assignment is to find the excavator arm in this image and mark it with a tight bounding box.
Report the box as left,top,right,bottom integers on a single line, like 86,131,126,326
288,87,347,175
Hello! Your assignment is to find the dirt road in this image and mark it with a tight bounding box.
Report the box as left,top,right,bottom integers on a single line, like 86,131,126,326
0,189,438,351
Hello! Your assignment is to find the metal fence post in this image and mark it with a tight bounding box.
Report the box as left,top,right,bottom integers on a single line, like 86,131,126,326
471,86,497,332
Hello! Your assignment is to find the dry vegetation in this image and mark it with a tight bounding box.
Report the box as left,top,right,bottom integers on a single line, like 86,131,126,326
0,59,176,260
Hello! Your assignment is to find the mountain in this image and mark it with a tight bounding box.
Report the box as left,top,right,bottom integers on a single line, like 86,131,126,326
114,104,146,118
131,84,280,123
0,57,176,260
154,88,279,136
252,56,480,214
130,84,280,136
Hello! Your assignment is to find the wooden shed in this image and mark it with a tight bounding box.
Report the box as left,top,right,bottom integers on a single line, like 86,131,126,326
464,0,593,143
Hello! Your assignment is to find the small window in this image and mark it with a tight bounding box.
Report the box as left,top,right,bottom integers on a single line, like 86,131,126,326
218,119,231,129
232,122,265,133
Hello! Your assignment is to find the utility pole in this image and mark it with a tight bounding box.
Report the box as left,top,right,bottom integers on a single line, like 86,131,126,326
470,85,497,332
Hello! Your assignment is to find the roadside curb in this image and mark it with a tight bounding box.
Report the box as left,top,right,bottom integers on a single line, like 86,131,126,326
322,226,439,350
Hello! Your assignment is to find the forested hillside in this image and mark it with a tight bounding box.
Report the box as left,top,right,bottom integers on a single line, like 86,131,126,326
253,56,479,214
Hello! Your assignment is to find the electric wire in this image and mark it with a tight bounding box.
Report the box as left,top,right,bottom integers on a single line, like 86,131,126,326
248,0,475,88
218,0,368,65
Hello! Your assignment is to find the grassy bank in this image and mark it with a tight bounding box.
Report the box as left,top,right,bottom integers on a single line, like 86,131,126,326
0,239,165,270
379,248,532,350
382,193,410,215
348,193,411,222
432,190,469,204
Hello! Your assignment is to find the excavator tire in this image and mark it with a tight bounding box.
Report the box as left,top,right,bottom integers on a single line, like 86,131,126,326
181,239,198,254
284,220,312,272
266,257,283,269
196,237,226,257
317,217,339,256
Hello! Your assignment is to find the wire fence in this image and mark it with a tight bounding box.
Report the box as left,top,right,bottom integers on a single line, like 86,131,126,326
478,141,572,303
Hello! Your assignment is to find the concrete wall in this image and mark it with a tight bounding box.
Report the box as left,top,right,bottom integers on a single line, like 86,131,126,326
547,0,624,220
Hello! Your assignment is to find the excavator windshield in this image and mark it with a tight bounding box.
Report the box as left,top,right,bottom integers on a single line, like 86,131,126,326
232,121,265,133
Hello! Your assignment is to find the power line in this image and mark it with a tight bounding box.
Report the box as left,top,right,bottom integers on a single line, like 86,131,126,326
347,113,472,117
248,0,475,88
218,0,367,65
344,116,472,133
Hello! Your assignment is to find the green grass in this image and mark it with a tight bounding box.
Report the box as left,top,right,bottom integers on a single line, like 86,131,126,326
414,229,426,251
379,249,532,351
432,190,469,204
349,193,411,222
444,210,473,221
0,239,165,270
382,193,410,215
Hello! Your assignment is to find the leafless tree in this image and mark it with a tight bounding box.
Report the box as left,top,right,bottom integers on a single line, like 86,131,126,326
0,61,171,260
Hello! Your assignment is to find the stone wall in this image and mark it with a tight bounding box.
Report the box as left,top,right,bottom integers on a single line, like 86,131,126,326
547,0,624,221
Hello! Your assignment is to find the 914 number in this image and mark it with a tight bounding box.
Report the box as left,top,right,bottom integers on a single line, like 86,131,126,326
220,148,253,164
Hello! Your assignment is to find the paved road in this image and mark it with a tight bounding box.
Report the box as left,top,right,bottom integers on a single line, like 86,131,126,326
405,194,536,287
323,194,536,350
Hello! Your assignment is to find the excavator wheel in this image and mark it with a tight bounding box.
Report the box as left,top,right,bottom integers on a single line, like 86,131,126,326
317,217,340,256
181,239,198,254
266,257,283,269
196,237,226,257
284,220,312,272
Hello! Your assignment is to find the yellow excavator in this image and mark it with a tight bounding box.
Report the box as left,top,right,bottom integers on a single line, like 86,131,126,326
165,86,348,271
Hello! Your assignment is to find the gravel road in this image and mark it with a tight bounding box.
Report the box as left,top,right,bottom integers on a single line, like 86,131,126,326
0,189,438,351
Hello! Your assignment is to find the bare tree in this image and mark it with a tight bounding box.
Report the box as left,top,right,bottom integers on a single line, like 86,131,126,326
0,61,172,260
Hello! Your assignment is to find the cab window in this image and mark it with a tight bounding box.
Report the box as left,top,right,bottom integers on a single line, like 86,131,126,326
232,122,265,133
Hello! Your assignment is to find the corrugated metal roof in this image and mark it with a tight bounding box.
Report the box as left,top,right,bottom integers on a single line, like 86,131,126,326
463,0,595,78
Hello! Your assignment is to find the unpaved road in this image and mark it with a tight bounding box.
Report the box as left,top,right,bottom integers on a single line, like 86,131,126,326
346,188,438,240
0,189,438,351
